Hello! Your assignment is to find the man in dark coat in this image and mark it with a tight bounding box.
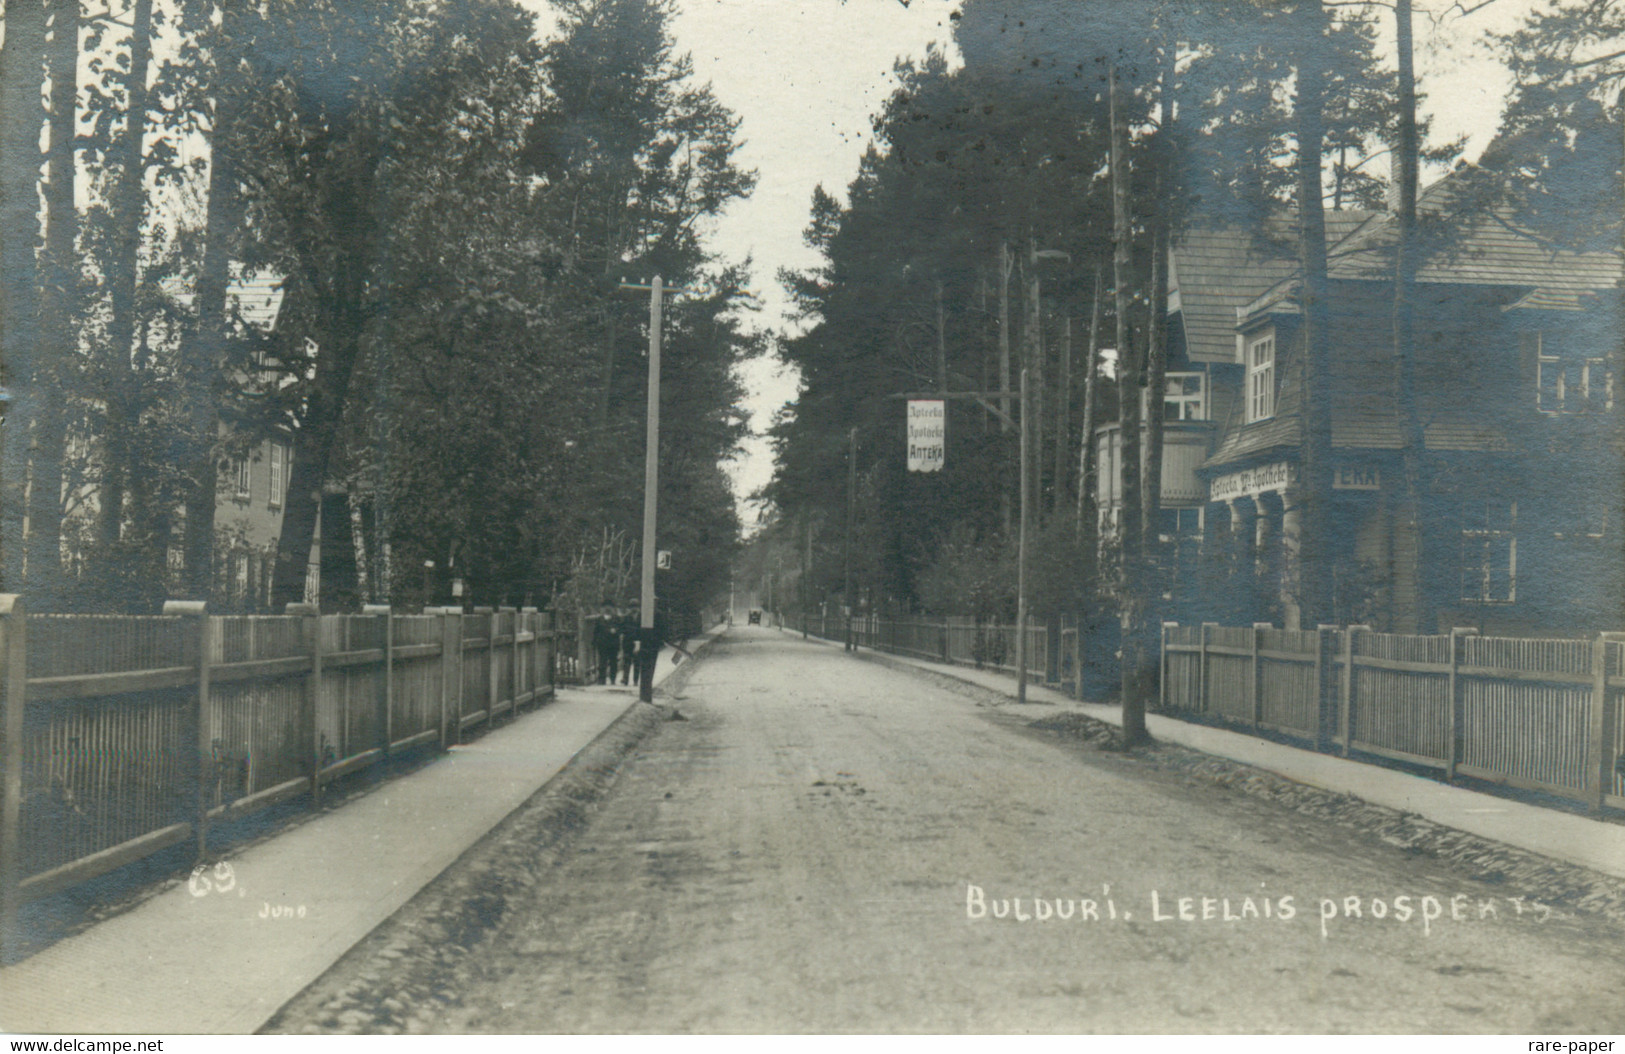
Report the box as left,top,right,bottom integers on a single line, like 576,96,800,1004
590,602,618,685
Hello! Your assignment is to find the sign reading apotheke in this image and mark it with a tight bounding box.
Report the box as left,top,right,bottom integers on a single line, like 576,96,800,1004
907,400,946,472
1209,461,1295,503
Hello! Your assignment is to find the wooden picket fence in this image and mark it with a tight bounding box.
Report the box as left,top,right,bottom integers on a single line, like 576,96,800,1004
1160,622,1625,813
782,611,1076,690
0,597,558,951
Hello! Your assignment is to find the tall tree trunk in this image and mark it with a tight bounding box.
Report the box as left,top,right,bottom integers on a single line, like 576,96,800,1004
93,0,156,566
1392,0,1427,633
1076,265,1103,698
180,92,243,602
998,241,1012,533
1295,0,1334,630
24,0,78,609
1110,62,1150,745
1025,240,1045,524
933,275,947,392
1077,265,1103,542
1054,313,1070,517
1,0,50,596
1142,39,1175,564
271,300,368,609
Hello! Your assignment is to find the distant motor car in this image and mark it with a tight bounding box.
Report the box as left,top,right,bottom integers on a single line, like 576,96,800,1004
748,609,762,625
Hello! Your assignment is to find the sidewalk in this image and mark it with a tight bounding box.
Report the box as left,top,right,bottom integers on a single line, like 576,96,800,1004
794,629,1625,882
0,628,723,1036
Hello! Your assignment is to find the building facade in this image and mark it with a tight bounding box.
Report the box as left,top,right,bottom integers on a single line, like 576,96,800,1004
1100,183,1622,637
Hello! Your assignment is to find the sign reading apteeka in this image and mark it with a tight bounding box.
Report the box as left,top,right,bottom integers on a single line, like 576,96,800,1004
907,400,946,472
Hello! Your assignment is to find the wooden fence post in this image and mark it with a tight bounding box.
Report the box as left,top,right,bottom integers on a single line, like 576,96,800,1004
1199,622,1216,714
502,607,519,713
1314,624,1336,752
0,596,27,962
1589,631,1618,813
1251,622,1269,731
521,607,538,709
363,605,392,756
286,603,322,799
478,608,498,720
1160,622,1176,712
1448,627,1477,783
445,608,465,742
1340,626,1367,757
542,609,556,699
164,601,211,860
424,607,450,747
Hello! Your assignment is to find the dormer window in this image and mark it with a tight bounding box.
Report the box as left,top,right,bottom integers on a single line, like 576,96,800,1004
1246,333,1275,423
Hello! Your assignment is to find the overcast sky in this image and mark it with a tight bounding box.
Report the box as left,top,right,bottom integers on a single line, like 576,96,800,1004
526,0,1549,528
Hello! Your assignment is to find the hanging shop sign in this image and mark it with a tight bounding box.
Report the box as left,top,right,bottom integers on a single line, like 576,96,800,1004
906,400,946,472
1209,461,1295,503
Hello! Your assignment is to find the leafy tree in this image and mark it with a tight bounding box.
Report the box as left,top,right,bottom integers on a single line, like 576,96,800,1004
1,0,49,596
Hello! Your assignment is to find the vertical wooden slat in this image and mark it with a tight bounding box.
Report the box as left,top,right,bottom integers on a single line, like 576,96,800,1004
507,606,520,712
1251,622,1268,730
1198,622,1214,714
0,596,27,961
1160,622,1175,712
485,610,499,720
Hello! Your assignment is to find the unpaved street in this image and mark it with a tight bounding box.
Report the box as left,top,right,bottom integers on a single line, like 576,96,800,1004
375,628,1625,1031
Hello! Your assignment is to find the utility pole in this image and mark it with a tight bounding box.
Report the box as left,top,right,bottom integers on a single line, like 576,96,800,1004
1016,365,1030,703
844,426,856,652
619,275,697,702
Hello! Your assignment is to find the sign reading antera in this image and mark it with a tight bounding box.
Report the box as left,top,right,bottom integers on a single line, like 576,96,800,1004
1209,461,1295,502
907,400,946,472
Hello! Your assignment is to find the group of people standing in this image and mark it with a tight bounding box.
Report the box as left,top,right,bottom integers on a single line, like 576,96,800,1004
589,603,648,687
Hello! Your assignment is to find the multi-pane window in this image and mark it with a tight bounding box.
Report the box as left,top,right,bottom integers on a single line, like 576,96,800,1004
1461,499,1516,603
1156,506,1204,543
1246,334,1275,422
1164,372,1207,421
234,458,251,500
1531,332,1613,414
269,443,285,509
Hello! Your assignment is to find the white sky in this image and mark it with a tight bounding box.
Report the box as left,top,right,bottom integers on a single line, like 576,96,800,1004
519,0,1550,528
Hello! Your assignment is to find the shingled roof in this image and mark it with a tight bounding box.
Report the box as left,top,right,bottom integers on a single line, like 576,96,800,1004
1171,211,1377,364
1327,178,1620,294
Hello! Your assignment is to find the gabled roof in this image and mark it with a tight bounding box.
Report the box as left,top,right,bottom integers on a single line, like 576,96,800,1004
1325,177,1619,294
1171,211,1378,364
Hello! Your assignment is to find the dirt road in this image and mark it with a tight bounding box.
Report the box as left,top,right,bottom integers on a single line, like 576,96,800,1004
293,627,1625,1032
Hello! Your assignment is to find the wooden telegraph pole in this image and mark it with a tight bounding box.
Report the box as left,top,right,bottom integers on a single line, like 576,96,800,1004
620,276,698,702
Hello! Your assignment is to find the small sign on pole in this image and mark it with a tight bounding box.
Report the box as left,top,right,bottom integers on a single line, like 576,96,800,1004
906,399,946,472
